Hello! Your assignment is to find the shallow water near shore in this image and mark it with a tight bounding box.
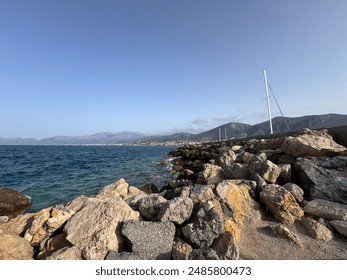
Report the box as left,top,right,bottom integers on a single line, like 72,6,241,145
0,145,174,212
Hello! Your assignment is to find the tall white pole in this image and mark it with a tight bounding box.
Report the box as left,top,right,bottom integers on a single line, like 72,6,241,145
263,69,273,134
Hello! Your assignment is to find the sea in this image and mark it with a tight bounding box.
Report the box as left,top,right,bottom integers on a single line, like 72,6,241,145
0,145,175,213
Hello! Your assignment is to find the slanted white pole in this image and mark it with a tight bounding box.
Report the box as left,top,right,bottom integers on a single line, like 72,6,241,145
263,69,273,134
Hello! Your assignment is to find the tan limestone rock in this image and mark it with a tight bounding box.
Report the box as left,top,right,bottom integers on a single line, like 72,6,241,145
0,229,34,260
95,178,129,200
301,217,333,241
282,130,347,157
64,196,140,260
260,184,304,224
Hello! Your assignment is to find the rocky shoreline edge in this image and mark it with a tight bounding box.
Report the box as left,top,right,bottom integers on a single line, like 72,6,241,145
1,128,347,260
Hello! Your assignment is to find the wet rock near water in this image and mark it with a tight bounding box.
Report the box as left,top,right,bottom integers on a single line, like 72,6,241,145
0,188,32,217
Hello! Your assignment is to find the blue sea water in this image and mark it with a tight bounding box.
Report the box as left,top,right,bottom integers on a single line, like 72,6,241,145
0,145,174,212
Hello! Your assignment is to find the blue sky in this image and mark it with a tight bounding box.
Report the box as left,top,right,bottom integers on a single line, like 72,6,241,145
1,0,346,138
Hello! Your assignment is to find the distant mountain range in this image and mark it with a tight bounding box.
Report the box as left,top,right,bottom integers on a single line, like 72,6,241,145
0,131,144,145
1,113,346,145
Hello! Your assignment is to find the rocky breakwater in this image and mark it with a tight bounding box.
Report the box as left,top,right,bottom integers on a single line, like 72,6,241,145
1,128,347,260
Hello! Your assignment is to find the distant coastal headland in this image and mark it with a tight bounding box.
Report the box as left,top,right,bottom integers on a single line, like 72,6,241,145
1,126,347,260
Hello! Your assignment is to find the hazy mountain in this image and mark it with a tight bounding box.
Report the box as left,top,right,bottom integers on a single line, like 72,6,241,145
1,113,346,145
0,131,144,145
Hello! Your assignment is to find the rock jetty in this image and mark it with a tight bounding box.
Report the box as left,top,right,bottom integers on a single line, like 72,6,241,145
1,128,347,260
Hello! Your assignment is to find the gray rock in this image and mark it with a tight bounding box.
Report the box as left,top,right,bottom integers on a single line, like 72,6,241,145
330,220,347,238
158,197,193,224
0,188,32,217
182,200,224,248
283,183,304,203
301,217,333,241
294,156,347,204
302,199,347,220
189,248,220,260
121,220,176,260
138,195,167,221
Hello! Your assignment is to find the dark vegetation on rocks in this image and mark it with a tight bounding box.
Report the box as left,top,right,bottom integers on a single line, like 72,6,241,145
1,128,347,260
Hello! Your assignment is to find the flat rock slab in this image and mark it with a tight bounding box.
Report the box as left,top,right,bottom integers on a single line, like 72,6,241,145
121,220,175,260
294,156,347,204
302,199,347,221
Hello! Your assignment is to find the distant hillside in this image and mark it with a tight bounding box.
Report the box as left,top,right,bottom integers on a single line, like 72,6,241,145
137,113,347,143
1,113,346,145
247,113,347,136
192,122,251,142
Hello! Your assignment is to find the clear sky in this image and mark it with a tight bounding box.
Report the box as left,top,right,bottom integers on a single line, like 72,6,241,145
1,0,346,138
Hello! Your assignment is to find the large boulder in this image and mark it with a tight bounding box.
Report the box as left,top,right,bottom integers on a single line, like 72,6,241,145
302,199,347,220
119,220,176,260
64,196,140,260
0,188,32,217
282,130,347,157
294,156,347,204
0,229,34,260
260,184,304,224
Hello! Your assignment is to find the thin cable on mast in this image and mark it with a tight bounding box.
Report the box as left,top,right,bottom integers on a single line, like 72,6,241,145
267,82,291,132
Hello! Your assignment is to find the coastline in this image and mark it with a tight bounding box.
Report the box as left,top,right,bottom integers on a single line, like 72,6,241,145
1,127,347,260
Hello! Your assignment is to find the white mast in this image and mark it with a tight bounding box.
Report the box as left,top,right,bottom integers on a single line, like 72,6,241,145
263,69,273,134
